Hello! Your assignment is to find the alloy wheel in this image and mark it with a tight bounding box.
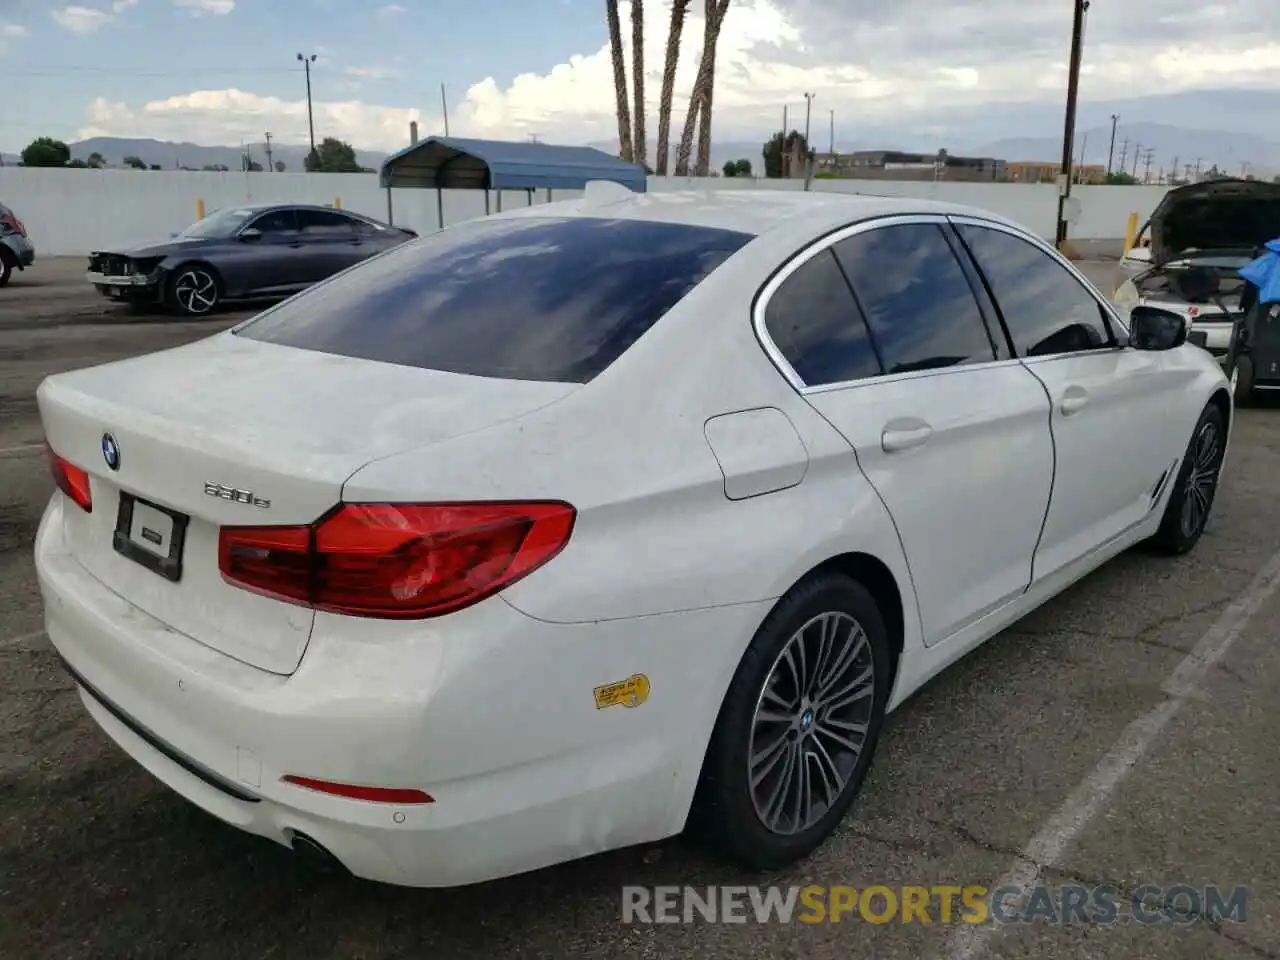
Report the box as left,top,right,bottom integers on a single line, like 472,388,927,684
747,611,875,836
174,268,218,315
1180,420,1221,538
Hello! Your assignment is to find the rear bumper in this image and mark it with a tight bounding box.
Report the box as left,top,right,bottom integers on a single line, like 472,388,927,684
34,494,760,886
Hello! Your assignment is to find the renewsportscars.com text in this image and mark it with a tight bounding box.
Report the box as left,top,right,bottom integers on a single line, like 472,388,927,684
621,884,1249,926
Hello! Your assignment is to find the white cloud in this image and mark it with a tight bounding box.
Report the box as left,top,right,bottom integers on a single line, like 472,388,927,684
52,6,115,34
377,4,406,17
345,65,399,81
112,0,139,11
76,89,426,152
0,23,30,39
72,0,1280,152
174,0,235,15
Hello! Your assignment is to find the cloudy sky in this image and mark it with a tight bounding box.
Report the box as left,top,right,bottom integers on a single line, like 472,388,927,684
0,0,1277,153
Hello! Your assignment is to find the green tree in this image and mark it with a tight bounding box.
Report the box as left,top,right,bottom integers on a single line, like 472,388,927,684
722,159,738,177
762,130,808,179
87,152,105,168
275,160,287,172
1103,170,1138,185
734,158,752,176
122,155,147,169
305,137,364,173
21,137,71,167
149,164,163,170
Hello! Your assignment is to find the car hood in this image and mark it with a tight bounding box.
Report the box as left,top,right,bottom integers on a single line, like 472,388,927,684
1148,178,1280,265
91,236,215,259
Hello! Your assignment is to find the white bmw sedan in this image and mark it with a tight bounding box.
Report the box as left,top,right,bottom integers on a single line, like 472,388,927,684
35,190,1231,888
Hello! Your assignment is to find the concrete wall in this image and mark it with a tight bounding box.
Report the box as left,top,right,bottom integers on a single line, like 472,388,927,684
0,166,1171,257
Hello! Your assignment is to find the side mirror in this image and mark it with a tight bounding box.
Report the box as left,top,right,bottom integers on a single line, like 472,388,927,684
1128,305,1188,351
239,228,262,242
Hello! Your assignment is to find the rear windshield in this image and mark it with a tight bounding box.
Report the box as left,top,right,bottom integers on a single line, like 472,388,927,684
235,215,754,383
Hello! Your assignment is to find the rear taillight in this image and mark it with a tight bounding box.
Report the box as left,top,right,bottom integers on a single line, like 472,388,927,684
281,775,433,804
47,445,93,512
218,501,575,619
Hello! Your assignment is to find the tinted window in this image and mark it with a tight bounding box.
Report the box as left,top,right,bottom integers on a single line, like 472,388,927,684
298,208,357,233
957,224,1114,357
235,216,753,383
180,207,259,238
833,224,997,374
763,250,880,386
249,209,298,234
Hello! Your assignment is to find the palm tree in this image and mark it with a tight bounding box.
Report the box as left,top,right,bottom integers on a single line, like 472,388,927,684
654,0,690,175
631,0,646,166
673,0,729,176
606,0,635,162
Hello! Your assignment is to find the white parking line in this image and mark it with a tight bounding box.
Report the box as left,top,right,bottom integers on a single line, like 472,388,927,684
0,629,46,650
947,546,1280,960
0,443,45,459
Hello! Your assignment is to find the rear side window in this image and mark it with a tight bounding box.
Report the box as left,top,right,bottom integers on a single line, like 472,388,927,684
833,224,997,374
236,216,753,383
763,250,880,386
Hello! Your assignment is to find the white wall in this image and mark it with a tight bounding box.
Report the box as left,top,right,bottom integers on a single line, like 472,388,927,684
0,166,1170,257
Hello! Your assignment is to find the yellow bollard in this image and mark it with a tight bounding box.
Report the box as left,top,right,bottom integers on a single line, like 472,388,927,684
1122,211,1138,254
196,198,206,220
334,197,342,209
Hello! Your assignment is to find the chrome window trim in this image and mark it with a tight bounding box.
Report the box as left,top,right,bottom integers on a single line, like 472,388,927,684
752,212,1133,395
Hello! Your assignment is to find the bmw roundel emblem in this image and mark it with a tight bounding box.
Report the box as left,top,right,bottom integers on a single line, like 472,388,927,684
101,433,120,471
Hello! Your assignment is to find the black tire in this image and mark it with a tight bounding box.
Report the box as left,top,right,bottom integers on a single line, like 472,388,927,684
1147,401,1226,555
166,264,221,317
1231,355,1255,408
0,250,13,288
687,571,892,870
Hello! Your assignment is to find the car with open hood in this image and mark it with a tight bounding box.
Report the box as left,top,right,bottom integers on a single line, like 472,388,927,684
86,202,418,317
1114,179,1280,360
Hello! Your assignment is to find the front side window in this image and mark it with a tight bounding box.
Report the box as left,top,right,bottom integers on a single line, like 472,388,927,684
236,216,753,384
833,223,997,374
956,224,1116,358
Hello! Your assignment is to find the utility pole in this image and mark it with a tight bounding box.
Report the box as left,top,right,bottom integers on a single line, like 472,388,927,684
1055,0,1089,246
1193,157,1203,179
829,108,835,155
1240,161,1251,178
263,132,274,171
1106,113,1119,174
1169,155,1178,184
297,53,318,163
802,93,816,190
1142,148,1154,183
440,83,450,136
1117,137,1130,175
1131,142,1142,176
780,104,788,178
1076,131,1089,183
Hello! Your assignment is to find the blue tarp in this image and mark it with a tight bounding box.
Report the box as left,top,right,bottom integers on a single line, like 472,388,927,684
379,136,648,193
1239,238,1280,305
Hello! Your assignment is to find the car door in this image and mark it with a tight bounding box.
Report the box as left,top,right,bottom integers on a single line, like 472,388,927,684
950,217,1196,583
762,216,1055,648
232,207,305,296
294,208,366,282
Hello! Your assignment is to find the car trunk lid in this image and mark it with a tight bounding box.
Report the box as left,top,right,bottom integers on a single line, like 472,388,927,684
37,333,579,675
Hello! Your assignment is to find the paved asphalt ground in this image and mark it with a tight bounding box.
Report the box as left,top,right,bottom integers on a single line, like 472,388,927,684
2,257,1279,960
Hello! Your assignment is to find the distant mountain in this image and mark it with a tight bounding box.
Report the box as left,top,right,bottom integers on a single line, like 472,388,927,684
0,137,390,172
974,123,1280,178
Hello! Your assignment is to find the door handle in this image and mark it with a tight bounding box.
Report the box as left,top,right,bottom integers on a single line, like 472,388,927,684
1060,386,1089,416
288,241,303,248
881,420,933,453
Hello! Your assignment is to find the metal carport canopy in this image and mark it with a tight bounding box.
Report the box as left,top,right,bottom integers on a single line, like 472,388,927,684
378,136,648,192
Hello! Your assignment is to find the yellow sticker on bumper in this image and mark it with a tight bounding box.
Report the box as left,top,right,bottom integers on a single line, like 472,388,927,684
594,674,651,709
